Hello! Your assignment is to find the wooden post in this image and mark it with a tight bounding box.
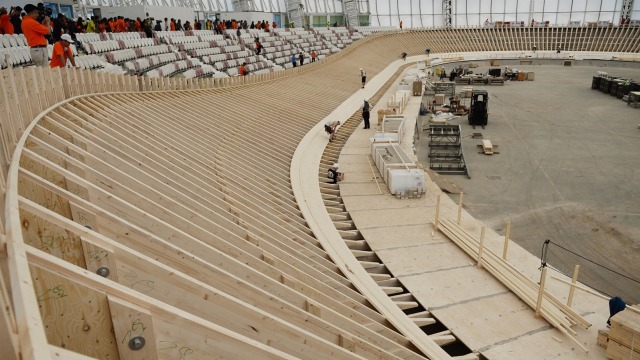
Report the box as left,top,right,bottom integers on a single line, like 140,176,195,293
535,267,548,318
567,265,580,307
502,221,511,260
457,192,464,224
434,194,441,231
477,226,485,268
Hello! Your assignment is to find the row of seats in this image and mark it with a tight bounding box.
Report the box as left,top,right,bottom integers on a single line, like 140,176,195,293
145,58,201,77
240,34,279,43
197,34,226,42
177,39,234,51
0,33,27,48
166,36,202,45
353,26,396,36
123,52,188,73
75,54,104,70
244,60,271,73
104,44,173,63
189,44,243,57
204,55,262,71
154,30,225,41
0,44,78,67
76,32,146,44
200,50,253,63
224,28,268,36
85,38,162,54
182,64,221,79
247,42,293,53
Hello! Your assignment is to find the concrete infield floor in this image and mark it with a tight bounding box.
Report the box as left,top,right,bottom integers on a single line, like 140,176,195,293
416,64,640,304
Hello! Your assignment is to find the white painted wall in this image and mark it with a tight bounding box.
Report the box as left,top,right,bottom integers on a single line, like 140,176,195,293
95,5,145,20
144,5,195,23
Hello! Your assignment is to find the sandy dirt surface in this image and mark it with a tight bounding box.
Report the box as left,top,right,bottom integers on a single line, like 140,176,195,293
418,64,640,304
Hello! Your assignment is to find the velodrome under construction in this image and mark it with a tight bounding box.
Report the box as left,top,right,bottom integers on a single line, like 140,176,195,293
1,19,640,360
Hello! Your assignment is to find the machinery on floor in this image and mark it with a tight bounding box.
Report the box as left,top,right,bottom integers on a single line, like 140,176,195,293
468,90,488,128
427,124,469,177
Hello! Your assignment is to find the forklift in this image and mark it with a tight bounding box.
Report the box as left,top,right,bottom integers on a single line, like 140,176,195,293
468,90,488,129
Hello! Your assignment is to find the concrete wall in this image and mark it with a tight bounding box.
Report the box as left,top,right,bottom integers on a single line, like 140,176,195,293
144,4,195,23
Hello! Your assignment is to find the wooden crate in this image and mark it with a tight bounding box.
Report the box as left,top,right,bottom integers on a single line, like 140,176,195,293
598,329,610,348
607,309,640,360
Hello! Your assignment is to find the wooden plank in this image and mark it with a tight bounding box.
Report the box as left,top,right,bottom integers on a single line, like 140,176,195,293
27,246,297,360
0,258,20,360
49,344,97,359
17,147,86,268
610,310,640,350
107,295,159,360
29,264,120,358
606,340,640,360
597,329,609,348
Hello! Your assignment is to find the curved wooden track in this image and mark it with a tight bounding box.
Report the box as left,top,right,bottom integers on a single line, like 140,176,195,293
1,27,639,360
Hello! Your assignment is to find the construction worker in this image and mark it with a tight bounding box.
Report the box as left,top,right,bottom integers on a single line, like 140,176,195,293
50,33,76,68
22,3,51,67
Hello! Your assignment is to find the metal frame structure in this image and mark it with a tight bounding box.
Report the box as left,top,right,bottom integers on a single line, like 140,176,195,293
621,0,635,22
72,0,638,28
443,0,452,27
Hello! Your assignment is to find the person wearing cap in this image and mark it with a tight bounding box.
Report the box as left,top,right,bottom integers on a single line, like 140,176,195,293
22,3,51,67
327,163,344,184
49,33,76,68
360,68,366,88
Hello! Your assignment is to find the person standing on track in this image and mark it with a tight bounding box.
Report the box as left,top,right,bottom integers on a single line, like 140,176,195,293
362,99,371,129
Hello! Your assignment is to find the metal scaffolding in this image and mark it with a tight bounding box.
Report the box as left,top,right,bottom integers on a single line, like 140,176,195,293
621,0,635,23
443,0,452,28
285,0,305,27
343,0,360,27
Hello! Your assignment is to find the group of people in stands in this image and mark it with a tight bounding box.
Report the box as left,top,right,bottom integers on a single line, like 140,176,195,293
211,19,277,35
1,3,76,68
3,2,313,73
2,5,276,41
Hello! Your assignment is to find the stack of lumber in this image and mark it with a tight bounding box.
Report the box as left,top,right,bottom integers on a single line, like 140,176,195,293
435,219,592,351
607,309,640,360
